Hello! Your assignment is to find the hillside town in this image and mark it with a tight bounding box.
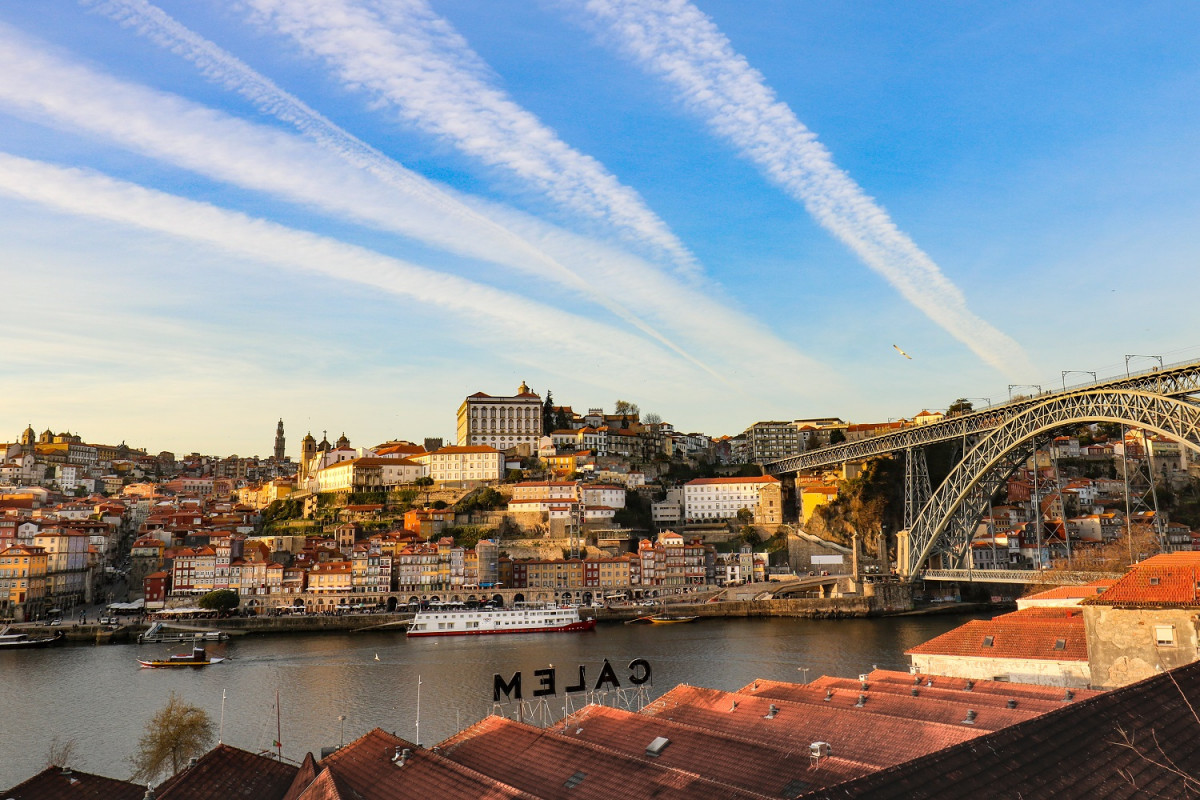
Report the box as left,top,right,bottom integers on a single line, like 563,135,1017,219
1,384,1198,624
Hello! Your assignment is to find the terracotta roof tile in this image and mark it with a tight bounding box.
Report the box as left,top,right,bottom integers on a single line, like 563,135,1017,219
156,743,297,800
1,766,144,800
905,617,1088,662
438,715,767,799
298,728,532,800
641,685,978,769
1085,553,1200,607
805,659,1200,799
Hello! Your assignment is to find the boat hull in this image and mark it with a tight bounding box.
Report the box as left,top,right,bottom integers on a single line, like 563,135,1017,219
137,657,224,668
0,632,64,649
407,618,596,637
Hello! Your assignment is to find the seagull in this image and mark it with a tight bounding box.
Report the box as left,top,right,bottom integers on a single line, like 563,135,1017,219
893,344,913,360
374,653,380,661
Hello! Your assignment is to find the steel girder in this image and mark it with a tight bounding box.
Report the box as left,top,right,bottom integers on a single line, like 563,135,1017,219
766,359,1200,475
902,390,1200,576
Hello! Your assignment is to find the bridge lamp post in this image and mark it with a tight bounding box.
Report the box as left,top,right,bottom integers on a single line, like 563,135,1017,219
1124,354,1163,377
1060,371,1096,391
1007,384,1042,402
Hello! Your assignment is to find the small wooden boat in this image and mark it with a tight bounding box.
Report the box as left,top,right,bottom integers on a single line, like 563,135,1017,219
137,645,224,668
649,615,698,624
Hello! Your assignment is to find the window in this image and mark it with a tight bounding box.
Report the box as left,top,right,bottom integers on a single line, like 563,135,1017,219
982,636,994,647
1155,625,1176,646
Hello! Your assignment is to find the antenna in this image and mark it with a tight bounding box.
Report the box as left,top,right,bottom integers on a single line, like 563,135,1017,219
415,675,422,746
275,690,282,762
218,688,226,744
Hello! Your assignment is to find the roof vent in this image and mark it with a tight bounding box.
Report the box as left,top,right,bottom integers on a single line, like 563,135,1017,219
913,675,922,685
854,694,866,708
564,770,587,789
963,680,974,692
1006,698,1017,709
983,636,994,647
926,678,934,687
144,787,155,800
645,736,670,757
1063,689,1075,702
860,680,869,691
764,704,779,719
810,741,832,767
962,709,977,725
392,747,412,767
1054,638,1066,650
729,701,738,712
1150,576,1161,586
911,687,919,697
858,674,868,682
187,758,198,769
823,689,833,702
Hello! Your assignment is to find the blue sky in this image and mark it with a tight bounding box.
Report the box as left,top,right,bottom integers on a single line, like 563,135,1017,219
1,0,1198,457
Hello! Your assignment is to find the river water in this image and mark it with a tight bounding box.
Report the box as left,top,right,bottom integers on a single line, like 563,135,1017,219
0,614,983,788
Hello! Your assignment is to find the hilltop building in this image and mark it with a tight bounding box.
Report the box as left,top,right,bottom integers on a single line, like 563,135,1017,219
456,382,543,453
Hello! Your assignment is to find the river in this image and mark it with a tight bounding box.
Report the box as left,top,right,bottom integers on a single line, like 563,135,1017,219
0,613,984,788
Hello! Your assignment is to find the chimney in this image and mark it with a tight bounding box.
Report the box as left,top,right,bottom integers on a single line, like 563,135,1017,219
962,709,977,725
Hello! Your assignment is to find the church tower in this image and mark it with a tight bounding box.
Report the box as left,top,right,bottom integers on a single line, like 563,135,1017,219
299,432,317,481
274,419,286,461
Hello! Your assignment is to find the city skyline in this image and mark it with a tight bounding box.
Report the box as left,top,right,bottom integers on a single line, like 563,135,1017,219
1,1,1198,455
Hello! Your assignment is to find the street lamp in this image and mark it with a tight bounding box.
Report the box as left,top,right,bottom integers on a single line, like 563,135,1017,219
1124,354,1163,377
1007,385,1042,402
1061,371,1097,391
338,714,346,747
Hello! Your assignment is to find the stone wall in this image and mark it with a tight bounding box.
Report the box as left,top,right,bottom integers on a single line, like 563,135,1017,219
909,654,1091,688
1083,605,1200,689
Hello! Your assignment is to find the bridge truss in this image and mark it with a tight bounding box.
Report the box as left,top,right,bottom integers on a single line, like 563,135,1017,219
899,390,1200,577
766,359,1200,475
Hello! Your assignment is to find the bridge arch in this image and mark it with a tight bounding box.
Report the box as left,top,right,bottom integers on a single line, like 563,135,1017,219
902,390,1200,576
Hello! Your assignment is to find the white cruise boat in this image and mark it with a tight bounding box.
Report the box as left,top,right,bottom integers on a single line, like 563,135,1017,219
406,604,596,637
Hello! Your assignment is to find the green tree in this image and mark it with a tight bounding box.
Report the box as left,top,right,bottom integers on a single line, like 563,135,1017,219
828,429,847,445
555,408,571,430
947,398,974,416
542,390,555,435
128,692,215,783
197,589,239,614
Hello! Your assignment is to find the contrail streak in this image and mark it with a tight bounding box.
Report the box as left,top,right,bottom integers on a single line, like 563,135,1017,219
567,0,1033,377
0,152,688,387
240,0,700,276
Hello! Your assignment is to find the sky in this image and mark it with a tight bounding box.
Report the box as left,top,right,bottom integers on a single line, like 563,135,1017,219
1,0,1198,458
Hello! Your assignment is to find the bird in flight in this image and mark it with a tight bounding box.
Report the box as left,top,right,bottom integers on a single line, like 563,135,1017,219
893,344,913,360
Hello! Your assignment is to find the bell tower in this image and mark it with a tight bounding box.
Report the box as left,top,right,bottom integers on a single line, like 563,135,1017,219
274,419,286,461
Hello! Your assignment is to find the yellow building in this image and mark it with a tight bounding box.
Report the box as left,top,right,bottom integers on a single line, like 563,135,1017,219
800,484,839,524
0,544,49,620
307,560,353,594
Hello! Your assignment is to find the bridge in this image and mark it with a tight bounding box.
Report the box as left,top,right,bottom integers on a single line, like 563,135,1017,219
765,358,1200,580
920,569,1122,586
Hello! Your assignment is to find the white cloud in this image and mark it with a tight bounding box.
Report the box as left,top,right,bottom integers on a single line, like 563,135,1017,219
241,0,700,275
567,0,1034,377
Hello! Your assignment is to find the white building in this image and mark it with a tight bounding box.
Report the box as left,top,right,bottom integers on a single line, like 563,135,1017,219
413,446,504,485
315,457,426,493
456,382,543,452
683,476,781,524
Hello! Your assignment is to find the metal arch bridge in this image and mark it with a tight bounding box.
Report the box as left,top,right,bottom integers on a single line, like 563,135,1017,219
764,358,1200,475
897,388,1200,577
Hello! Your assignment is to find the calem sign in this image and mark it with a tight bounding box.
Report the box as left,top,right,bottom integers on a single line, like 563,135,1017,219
493,658,651,702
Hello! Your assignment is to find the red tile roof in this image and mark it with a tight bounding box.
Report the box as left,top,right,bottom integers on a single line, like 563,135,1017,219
684,476,779,486
905,617,1088,662
1020,580,1115,601
641,685,979,769
289,729,533,800
438,715,766,799
1,766,144,799
156,743,297,799
1085,552,1200,607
